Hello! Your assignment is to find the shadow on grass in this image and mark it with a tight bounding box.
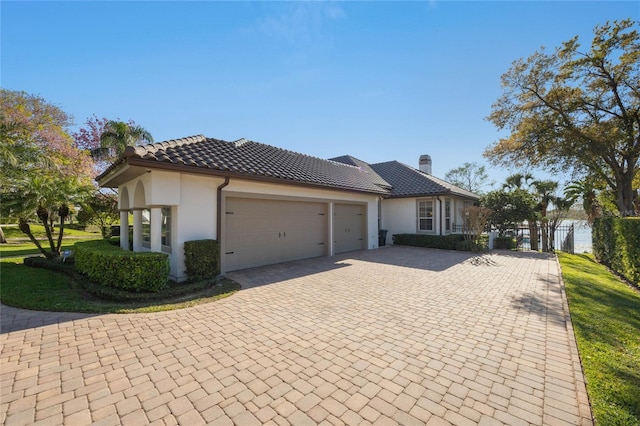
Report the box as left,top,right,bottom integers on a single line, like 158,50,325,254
0,259,241,333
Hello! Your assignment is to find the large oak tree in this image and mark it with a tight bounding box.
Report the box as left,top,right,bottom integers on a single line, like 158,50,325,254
484,19,639,216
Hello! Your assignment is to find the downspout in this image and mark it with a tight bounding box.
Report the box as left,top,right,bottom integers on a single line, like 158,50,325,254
216,177,230,240
437,196,442,236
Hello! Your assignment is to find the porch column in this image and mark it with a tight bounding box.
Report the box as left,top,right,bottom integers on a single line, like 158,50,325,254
132,208,143,252
119,209,129,251
150,206,162,253
328,202,335,256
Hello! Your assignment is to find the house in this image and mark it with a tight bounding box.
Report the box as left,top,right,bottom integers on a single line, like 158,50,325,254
97,135,479,281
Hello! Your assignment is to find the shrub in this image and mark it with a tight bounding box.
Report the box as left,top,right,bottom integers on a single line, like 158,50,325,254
392,234,465,250
593,217,640,284
74,240,169,292
456,236,489,252
24,256,75,274
494,236,516,250
184,239,220,282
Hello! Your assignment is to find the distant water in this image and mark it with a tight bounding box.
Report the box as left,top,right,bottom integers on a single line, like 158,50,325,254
564,219,592,253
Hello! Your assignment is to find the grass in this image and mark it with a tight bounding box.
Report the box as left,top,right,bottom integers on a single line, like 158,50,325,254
558,252,640,426
0,257,240,314
0,240,96,257
1,223,102,257
2,223,101,239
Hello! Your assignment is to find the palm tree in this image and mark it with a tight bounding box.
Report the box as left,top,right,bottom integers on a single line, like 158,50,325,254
92,120,153,162
532,180,559,252
503,173,533,190
564,179,602,224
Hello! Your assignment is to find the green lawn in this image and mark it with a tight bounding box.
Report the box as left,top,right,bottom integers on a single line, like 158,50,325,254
1,224,103,257
558,252,640,426
2,223,101,239
0,257,240,313
0,240,96,258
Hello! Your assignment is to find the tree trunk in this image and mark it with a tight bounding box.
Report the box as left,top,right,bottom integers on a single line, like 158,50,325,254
541,222,549,252
616,167,638,216
56,217,65,253
0,225,6,244
19,219,53,258
528,223,539,251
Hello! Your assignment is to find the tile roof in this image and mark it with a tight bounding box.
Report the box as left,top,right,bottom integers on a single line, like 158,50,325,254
329,155,392,190
369,161,480,200
97,135,390,194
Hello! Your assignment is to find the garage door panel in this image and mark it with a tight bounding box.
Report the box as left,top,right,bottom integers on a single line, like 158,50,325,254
334,203,365,254
225,197,328,271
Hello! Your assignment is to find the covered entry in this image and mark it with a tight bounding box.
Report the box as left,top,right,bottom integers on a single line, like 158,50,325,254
333,203,366,254
224,197,328,272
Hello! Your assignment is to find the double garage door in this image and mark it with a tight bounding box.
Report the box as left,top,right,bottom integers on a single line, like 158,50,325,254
225,197,365,272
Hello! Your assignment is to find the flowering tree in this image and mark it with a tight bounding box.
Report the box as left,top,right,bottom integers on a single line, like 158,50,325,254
0,89,93,251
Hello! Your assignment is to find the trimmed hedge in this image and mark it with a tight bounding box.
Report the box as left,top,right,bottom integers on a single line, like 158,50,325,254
74,240,169,292
392,233,466,250
184,239,220,282
494,236,516,250
593,217,640,284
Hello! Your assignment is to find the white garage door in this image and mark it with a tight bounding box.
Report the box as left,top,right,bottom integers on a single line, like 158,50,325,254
224,198,328,272
334,203,365,254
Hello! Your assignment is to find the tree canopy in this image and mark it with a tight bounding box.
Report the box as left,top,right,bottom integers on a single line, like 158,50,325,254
1,89,92,184
444,162,493,194
95,120,153,163
484,19,640,216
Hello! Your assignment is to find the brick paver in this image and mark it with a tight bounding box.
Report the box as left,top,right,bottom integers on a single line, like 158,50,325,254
1,246,593,425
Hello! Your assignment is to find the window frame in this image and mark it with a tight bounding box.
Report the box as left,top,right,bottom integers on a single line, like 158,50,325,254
417,199,435,233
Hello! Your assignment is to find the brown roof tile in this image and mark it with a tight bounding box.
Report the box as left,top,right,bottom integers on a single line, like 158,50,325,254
98,135,390,194
369,161,480,199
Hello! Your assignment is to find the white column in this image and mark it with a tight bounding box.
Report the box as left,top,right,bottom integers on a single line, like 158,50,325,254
150,206,162,253
328,202,334,256
132,209,143,252
119,210,129,251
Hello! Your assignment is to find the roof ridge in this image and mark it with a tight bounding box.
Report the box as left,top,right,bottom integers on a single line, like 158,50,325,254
124,134,206,158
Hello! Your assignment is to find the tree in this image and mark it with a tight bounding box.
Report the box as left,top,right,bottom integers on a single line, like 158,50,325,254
93,120,153,163
0,89,93,246
444,162,493,194
564,178,603,224
71,114,110,176
76,192,120,238
0,90,92,182
484,19,640,216
3,173,92,257
502,172,533,190
531,180,559,252
462,205,492,251
481,188,537,236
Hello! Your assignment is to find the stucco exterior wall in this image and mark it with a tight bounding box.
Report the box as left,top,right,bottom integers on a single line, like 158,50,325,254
118,172,380,281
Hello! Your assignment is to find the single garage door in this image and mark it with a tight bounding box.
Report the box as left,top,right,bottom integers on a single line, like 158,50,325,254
225,198,328,271
333,203,365,254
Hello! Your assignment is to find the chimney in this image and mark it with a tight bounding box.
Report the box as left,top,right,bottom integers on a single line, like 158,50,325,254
419,154,432,175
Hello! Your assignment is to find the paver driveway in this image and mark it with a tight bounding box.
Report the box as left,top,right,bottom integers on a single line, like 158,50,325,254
1,246,592,425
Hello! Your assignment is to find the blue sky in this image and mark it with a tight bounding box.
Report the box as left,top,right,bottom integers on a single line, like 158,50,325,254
2,1,638,189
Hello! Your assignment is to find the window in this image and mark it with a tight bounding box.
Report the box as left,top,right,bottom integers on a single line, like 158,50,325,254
445,199,451,232
142,209,151,246
418,200,434,232
161,207,171,249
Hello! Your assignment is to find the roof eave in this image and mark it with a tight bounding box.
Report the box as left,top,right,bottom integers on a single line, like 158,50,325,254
104,157,389,196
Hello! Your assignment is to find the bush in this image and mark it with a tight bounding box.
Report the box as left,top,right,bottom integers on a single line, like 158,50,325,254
392,234,466,250
593,217,640,284
184,239,220,282
494,236,516,250
24,256,75,274
456,236,489,252
74,240,169,292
